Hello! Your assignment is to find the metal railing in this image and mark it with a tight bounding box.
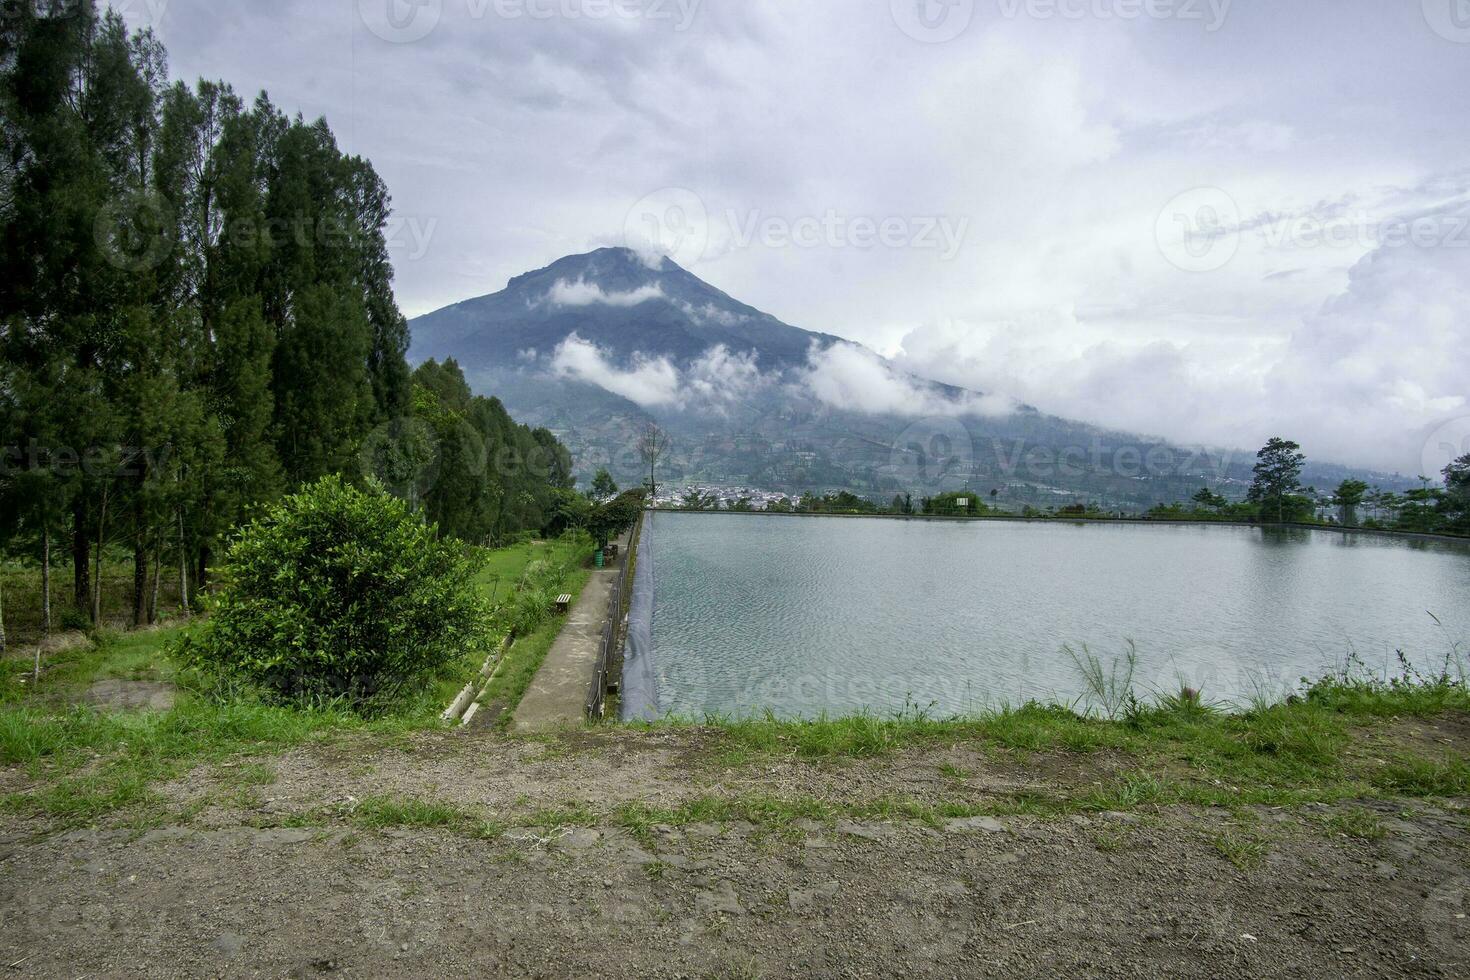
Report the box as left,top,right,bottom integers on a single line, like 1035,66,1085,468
585,510,644,720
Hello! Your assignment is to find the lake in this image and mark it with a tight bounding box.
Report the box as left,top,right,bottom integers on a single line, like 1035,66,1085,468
632,512,1470,719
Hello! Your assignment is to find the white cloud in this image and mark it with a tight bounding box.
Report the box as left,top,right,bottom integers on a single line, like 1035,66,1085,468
547,335,770,413
624,239,670,271
545,278,666,308
800,342,1014,419
549,334,682,407
894,202,1470,472
685,345,767,409
673,299,749,327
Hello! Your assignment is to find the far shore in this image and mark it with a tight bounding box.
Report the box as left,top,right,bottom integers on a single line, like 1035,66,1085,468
648,506,1470,544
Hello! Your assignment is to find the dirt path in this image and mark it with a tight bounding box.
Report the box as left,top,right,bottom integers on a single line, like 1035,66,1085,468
2,727,1468,977
511,535,627,733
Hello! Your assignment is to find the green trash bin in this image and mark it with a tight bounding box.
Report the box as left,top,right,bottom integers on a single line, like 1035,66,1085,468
594,549,605,568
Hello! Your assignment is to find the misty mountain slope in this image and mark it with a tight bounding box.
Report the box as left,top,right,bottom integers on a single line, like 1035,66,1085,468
412,247,844,372
408,248,1367,505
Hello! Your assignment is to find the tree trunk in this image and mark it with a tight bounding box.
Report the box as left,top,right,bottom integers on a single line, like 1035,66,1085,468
148,535,161,625
178,508,190,617
41,526,51,637
133,492,148,628
133,539,147,628
92,489,108,627
72,500,91,621
197,543,210,595
0,578,6,656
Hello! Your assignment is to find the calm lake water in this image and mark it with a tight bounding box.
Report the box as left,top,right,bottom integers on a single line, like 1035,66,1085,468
642,512,1470,719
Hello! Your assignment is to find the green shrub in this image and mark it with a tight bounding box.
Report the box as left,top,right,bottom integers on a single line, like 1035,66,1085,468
181,476,486,710
489,551,579,638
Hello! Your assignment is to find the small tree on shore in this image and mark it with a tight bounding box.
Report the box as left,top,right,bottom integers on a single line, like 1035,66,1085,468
1247,437,1306,523
636,423,670,500
584,490,646,550
1191,487,1227,511
1332,479,1369,526
589,468,619,502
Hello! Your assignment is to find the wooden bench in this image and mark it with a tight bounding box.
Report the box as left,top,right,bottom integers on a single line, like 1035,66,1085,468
555,593,572,614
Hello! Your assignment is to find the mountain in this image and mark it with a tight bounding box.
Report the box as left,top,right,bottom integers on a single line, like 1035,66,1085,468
408,248,1388,507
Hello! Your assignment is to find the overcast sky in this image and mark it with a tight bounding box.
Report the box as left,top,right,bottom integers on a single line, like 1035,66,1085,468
113,0,1470,475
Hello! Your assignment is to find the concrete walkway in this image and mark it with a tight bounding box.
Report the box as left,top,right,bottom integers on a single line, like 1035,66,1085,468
511,537,627,732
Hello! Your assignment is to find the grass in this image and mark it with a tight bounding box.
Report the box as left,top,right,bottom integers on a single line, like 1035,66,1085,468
471,539,548,603
471,535,588,605
0,535,597,827
1212,830,1270,870
476,564,592,728
1318,807,1385,840
0,554,187,646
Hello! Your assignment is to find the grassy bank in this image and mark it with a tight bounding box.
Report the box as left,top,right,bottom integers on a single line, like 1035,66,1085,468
0,555,191,645
3,530,1466,835
474,562,593,728
0,533,597,825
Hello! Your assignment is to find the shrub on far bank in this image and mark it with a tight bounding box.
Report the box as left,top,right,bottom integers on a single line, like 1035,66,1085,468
181,476,486,711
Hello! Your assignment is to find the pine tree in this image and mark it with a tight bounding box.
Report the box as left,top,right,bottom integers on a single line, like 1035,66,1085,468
1247,437,1306,524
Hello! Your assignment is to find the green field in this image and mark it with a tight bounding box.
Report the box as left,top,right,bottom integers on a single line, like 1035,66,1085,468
0,533,596,825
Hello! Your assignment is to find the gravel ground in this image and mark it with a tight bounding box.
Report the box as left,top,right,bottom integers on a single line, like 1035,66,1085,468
2,727,1468,978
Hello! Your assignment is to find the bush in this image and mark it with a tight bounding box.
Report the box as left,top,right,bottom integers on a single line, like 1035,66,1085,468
489,551,580,638
182,476,486,710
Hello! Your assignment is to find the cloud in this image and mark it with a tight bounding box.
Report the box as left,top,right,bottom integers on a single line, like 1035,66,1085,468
800,342,1014,419
673,299,749,327
544,278,665,308
685,345,767,408
623,239,670,271
549,333,682,407
894,200,1470,472
547,335,767,412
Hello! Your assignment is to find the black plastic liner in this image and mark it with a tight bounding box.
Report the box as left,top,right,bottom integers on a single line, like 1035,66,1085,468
619,511,659,721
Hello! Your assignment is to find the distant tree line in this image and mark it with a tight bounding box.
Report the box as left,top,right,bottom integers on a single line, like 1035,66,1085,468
656,435,1470,536
1152,437,1470,535
0,3,572,638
